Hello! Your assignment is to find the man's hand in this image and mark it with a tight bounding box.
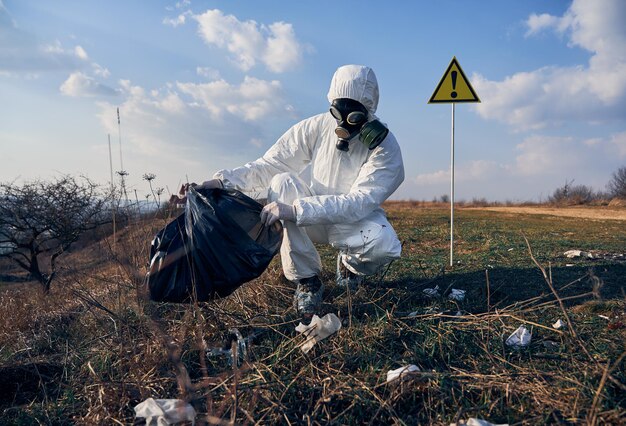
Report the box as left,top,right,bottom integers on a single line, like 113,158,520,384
260,201,296,226
169,179,223,207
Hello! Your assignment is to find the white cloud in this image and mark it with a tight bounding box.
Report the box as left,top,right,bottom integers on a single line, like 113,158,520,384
524,13,571,37
163,12,188,27
0,7,89,75
414,160,506,185
610,131,626,158
513,135,578,176
474,0,626,130
192,9,304,73
74,45,88,60
60,72,118,97
92,63,111,78
196,66,220,79
94,75,296,184
176,76,290,121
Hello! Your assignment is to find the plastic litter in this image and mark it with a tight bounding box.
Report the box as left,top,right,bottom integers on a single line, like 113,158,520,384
505,325,531,348
423,285,441,298
450,418,509,426
564,250,593,259
146,187,282,302
134,398,196,426
295,313,342,353
386,364,420,383
448,289,466,301
552,319,565,329
542,340,560,350
206,328,263,367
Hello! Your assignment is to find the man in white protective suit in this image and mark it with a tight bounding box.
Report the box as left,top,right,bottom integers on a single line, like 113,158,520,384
176,65,404,319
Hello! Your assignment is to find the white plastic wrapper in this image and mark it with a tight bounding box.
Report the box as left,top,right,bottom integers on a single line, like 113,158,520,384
448,289,466,301
450,418,509,426
564,250,593,259
505,325,531,348
386,364,420,383
423,285,440,298
134,398,196,426
295,313,342,353
552,319,565,329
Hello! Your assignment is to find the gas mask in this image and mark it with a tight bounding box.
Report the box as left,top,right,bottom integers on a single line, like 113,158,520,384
330,98,389,151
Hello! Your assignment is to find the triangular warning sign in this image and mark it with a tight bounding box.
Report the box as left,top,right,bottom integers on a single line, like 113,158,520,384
428,57,480,103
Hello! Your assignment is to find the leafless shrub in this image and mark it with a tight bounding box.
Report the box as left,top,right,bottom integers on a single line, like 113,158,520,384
0,175,112,292
548,179,597,206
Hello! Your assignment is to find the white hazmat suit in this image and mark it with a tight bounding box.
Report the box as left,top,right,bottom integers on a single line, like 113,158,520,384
214,65,404,282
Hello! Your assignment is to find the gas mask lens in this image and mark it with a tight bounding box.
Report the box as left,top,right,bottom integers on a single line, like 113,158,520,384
329,107,366,126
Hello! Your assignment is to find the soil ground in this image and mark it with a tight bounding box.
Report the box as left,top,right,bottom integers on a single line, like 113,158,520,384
465,205,626,221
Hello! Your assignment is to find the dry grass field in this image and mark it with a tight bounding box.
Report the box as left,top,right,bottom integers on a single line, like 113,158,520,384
0,203,624,425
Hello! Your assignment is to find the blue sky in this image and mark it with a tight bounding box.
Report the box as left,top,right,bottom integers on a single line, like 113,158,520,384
1,0,625,202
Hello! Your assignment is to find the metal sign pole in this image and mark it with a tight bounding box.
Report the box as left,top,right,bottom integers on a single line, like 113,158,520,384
428,57,480,268
450,103,455,267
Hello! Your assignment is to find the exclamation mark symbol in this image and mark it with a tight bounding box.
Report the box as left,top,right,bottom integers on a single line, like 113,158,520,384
451,70,458,99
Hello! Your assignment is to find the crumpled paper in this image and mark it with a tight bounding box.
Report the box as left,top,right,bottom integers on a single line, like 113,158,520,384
450,418,509,426
552,319,565,329
386,364,420,383
448,289,466,301
295,313,342,353
134,398,196,426
423,285,440,298
505,325,531,348
564,250,593,259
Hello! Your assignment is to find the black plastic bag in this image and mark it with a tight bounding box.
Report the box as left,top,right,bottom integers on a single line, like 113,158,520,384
146,187,282,302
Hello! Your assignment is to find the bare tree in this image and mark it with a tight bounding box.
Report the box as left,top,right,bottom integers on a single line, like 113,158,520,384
607,166,626,199
0,176,110,292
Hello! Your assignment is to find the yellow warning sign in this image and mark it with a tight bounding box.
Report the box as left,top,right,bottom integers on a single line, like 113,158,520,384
428,57,480,103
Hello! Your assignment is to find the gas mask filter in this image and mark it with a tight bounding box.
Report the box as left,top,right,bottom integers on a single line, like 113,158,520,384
330,98,389,151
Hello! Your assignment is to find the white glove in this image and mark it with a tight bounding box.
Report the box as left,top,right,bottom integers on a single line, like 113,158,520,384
169,179,223,207
260,201,296,226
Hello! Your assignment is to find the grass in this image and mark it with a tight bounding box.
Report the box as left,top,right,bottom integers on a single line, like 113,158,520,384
0,204,624,425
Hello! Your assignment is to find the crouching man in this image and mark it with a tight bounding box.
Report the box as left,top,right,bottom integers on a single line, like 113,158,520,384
175,64,404,319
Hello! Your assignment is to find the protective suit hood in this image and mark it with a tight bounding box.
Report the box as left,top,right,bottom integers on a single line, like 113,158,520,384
327,65,379,115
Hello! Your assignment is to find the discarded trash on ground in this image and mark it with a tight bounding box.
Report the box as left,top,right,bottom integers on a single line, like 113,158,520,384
450,418,509,426
134,398,196,426
386,364,420,383
295,313,342,353
423,285,440,298
542,340,560,350
448,289,466,301
505,325,531,348
564,250,593,259
206,328,263,367
146,187,283,303
552,319,565,329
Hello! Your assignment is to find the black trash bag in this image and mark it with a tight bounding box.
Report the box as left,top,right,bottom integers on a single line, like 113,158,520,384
146,187,283,303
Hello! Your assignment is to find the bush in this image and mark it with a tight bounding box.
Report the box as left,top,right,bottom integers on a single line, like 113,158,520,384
548,180,596,205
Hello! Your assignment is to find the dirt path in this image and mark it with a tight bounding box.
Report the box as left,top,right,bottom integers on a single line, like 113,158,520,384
465,206,626,221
